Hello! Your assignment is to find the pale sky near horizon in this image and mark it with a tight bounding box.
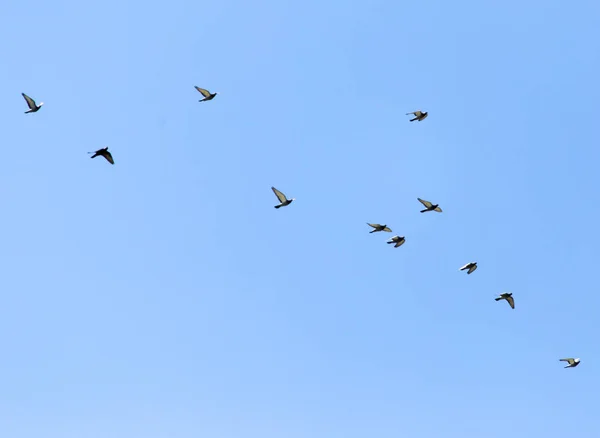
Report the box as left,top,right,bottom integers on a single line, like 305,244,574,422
2,1,600,437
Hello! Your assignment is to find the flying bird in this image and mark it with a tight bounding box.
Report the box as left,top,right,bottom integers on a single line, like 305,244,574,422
195,86,217,102
406,110,428,122
367,223,392,233
88,147,114,164
559,358,581,368
272,186,295,208
387,235,406,247
495,293,514,309
459,262,478,274
22,93,43,113
417,198,442,213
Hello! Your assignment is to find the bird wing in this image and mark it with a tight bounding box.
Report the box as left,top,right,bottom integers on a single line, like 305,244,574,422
467,264,477,274
434,206,443,212
395,239,405,247
417,198,432,208
367,223,380,229
271,187,287,203
195,86,211,97
382,227,392,232
103,151,114,164
560,358,575,364
506,295,515,309
22,93,36,109
414,111,423,117
459,263,471,271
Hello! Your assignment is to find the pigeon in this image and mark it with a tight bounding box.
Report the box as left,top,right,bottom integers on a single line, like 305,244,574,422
387,235,406,247
495,293,514,309
367,223,392,233
195,86,217,102
22,93,43,113
417,198,442,213
459,262,478,274
406,110,428,122
559,358,581,368
272,186,295,208
88,147,114,164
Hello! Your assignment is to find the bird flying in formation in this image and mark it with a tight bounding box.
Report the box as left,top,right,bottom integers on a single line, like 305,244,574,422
89,147,114,164
22,93,43,113
195,86,217,102
418,198,442,213
272,187,295,208
559,358,581,368
495,293,514,309
460,262,478,274
406,110,428,122
387,235,406,247
367,223,392,233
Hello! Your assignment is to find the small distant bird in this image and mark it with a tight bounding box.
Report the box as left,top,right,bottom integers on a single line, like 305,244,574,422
406,110,428,122
495,293,514,309
88,147,114,165
559,358,581,368
459,262,478,274
272,186,295,208
387,235,406,247
195,86,217,102
367,223,392,233
22,93,43,113
417,198,442,213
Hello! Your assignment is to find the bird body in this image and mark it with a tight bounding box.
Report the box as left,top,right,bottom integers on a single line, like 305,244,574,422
89,147,114,164
406,110,428,122
195,86,217,101
417,198,442,213
559,358,581,368
272,186,294,208
22,93,43,113
387,235,406,247
460,262,478,274
367,223,392,233
495,293,514,309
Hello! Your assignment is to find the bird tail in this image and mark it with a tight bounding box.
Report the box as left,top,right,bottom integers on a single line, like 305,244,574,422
410,117,417,122
420,209,428,213
369,230,376,233
494,297,502,301
274,205,281,209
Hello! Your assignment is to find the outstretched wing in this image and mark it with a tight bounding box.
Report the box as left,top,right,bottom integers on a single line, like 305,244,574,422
271,186,287,203
414,111,423,117
506,295,515,309
103,151,115,164
395,239,405,247
195,86,211,97
417,198,432,208
22,93,36,109
382,227,392,232
434,206,443,212
366,223,380,229
560,358,575,364
459,263,471,271
467,264,477,274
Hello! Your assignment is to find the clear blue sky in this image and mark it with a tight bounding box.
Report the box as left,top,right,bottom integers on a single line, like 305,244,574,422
1,1,599,437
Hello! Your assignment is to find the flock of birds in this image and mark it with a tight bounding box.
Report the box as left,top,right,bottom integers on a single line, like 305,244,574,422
19,88,582,370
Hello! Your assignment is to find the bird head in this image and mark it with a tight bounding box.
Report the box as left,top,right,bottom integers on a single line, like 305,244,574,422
575,358,580,362
39,102,44,106
291,198,296,201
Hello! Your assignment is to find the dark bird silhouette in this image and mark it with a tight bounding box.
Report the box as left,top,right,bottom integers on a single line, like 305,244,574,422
272,187,295,208
559,358,581,368
406,110,428,122
22,93,43,113
367,223,392,233
495,293,514,309
387,235,406,247
417,198,442,213
88,147,114,165
459,262,478,274
195,86,217,102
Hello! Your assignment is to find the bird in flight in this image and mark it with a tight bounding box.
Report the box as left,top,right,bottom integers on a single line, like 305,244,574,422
22,93,43,113
559,358,581,368
89,147,114,165
367,223,392,233
271,187,295,208
495,293,514,309
195,86,217,102
417,198,442,213
406,110,428,122
387,235,406,247
459,262,478,274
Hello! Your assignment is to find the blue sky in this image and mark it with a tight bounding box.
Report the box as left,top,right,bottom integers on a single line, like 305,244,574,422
1,0,599,436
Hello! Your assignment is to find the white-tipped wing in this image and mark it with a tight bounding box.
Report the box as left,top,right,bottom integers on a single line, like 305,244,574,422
560,358,576,365
417,198,432,208
22,93,37,109
195,86,211,97
271,186,288,203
